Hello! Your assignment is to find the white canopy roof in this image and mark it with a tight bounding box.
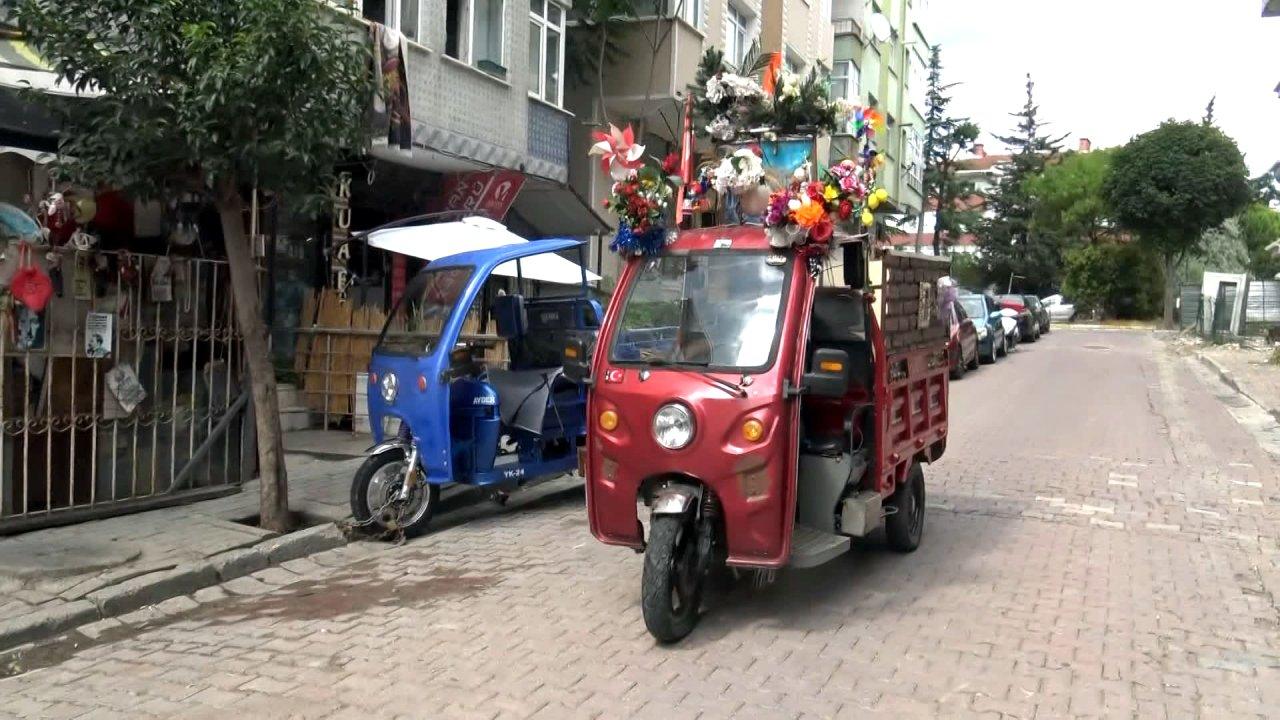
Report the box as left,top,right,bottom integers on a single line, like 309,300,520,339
365,216,600,285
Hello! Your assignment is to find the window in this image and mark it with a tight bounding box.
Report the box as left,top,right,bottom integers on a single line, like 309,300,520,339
447,0,506,77
678,0,703,29
362,0,420,42
784,46,805,74
529,0,566,105
829,59,858,100
724,5,751,69
905,127,924,191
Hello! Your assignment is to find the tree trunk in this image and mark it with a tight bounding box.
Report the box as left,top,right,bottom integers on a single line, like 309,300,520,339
216,182,290,533
1162,253,1178,329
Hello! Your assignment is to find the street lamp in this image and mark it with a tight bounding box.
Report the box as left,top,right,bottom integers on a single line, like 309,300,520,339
1007,273,1024,294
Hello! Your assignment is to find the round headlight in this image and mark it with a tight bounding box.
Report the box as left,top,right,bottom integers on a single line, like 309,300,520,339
380,372,398,403
653,403,694,450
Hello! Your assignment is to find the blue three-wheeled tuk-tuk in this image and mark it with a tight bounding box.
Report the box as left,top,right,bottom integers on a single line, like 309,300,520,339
350,216,602,535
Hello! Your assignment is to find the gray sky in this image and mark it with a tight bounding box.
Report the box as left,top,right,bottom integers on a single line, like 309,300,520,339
922,0,1280,175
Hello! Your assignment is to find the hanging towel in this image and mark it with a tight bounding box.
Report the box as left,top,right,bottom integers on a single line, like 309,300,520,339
369,23,413,153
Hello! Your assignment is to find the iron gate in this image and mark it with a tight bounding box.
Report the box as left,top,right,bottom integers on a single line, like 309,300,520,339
0,251,251,532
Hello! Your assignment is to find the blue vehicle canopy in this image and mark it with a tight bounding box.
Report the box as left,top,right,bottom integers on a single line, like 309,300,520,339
362,215,601,487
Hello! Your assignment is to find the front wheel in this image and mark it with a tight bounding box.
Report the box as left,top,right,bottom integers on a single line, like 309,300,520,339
950,350,966,380
350,450,439,537
641,515,703,643
885,463,926,552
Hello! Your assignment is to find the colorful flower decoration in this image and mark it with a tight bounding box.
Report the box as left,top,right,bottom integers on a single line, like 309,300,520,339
590,124,647,181
762,144,888,253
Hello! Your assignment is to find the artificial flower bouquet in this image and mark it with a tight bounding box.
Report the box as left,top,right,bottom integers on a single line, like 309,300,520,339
762,159,890,252
590,124,682,256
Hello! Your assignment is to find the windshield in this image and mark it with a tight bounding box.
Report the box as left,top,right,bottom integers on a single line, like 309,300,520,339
609,253,790,370
377,266,473,354
959,296,986,320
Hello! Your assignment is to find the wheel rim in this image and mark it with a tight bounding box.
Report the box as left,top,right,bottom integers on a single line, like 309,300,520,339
365,460,432,529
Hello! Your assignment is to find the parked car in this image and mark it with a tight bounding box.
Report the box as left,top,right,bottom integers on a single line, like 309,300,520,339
1041,294,1076,323
948,300,980,379
998,294,1039,342
1022,295,1051,335
958,293,1007,363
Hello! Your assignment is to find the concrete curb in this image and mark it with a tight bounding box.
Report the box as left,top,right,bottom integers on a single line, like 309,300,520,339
0,522,347,652
1197,353,1280,423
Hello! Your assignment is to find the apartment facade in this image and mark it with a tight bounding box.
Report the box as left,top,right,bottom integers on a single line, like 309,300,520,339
830,0,926,221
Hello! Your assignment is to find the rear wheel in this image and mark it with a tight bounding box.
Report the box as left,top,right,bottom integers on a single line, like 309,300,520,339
950,349,967,380
968,346,981,370
641,515,703,643
886,463,926,552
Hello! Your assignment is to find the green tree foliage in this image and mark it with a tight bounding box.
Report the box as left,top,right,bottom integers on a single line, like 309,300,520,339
948,252,984,290
1026,149,1113,245
1063,243,1162,320
1179,218,1250,285
1252,163,1280,205
19,0,374,531
920,45,979,256
1104,121,1252,328
976,74,1067,295
1238,203,1280,279
564,0,636,92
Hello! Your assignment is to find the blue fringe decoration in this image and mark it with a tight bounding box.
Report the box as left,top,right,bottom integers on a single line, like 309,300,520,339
611,220,667,256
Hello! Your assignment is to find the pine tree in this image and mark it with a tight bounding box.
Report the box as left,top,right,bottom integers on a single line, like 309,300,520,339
918,45,980,256
976,73,1068,294
1203,96,1216,125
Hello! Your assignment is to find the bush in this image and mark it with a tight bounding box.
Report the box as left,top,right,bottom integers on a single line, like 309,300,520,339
1063,243,1163,319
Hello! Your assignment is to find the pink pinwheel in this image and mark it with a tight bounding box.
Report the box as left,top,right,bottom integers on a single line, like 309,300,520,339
589,124,646,181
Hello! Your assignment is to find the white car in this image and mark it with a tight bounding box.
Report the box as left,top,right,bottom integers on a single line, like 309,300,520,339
1041,294,1076,323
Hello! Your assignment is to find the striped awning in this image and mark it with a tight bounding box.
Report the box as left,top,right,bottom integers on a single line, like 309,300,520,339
0,37,99,97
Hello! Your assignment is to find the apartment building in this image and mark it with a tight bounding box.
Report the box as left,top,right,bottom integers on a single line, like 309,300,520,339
831,0,927,223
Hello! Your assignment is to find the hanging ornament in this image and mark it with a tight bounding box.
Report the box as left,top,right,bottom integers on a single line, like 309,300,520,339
589,124,646,181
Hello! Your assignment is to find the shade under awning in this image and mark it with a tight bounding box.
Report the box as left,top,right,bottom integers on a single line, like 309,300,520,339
510,178,609,238
366,216,600,285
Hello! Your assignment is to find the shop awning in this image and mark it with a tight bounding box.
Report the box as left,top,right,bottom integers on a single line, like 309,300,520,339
0,37,99,97
510,178,610,238
366,216,601,285
0,143,54,163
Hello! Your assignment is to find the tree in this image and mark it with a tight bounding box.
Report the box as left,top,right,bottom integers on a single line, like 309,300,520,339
20,0,373,531
1104,121,1252,328
1063,243,1162,320
917,45,980,256
1203,96,1216,125
1238,203,1280,279
564,0,636,124
1026,149,1113,245
975,74,1067,294
1252,162,1280,206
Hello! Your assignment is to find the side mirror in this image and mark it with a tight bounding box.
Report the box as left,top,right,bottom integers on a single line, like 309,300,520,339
562,337,591,384
989,311,1002,320
803,348,850,398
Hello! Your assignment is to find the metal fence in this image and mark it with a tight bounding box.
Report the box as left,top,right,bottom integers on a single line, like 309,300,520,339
0,252,250,532
1187,278,1280,344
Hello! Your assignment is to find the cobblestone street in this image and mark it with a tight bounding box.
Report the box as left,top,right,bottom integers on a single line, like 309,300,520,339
1,329,1278,719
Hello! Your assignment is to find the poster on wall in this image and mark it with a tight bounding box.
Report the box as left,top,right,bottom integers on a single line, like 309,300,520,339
85,312,113,358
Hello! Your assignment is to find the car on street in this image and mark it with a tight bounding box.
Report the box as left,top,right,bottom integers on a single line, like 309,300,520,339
1041,294,1076,323
958,293,1007,363
1021,294,1051,335
948,299,980,379
998,294,1040,342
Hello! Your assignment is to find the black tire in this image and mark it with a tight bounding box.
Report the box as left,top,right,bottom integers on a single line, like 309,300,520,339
950,350,966,380
350,450,440,537
885,463,926,552
1026,326,1039,343
641,515,703,643
968,348,981,370
980,340,995,364
997,336,1008,357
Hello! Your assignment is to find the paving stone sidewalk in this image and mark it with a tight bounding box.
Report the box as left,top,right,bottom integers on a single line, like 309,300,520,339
1194,343,1280,419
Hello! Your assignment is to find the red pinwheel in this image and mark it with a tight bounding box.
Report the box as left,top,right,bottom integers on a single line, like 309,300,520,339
589,124,646,181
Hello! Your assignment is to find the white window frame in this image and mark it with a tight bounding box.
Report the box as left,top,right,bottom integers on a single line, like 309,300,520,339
830,59,858,100
362,0,421,43
448,0,506,70
724,4,755,69
529,0,567,106
676,0,703,29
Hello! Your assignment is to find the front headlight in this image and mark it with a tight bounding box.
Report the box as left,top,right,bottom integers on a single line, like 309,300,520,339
976,325,988,340
653,403,694,450
380,373,398,403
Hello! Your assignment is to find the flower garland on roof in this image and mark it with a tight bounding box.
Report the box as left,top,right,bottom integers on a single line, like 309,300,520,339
691,48,837,142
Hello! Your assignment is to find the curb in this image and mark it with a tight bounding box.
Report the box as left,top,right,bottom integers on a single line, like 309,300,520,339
0,522,347,652
1197,353,1280,424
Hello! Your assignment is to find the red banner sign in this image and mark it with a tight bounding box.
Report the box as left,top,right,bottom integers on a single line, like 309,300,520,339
440,169,526,220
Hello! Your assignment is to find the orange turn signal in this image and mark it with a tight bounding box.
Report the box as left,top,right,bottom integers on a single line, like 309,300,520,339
819,360,845,373
742,418,764,442
369,372,378,385
564,346,580,359
599,410,619,431
418,375,427,392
